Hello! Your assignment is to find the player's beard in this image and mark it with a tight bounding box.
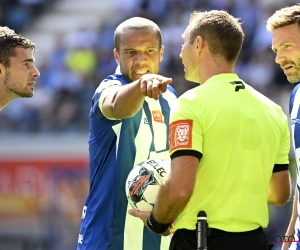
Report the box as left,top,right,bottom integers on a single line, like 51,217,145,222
286,58,300,83
4,70,33,98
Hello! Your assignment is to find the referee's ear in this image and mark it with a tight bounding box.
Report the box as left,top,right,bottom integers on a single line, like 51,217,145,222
0,64,3,77
0,63,6,85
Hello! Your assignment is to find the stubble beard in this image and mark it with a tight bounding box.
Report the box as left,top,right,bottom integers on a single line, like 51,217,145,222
287,71,300,84
286,58,300,83
4,70,33,98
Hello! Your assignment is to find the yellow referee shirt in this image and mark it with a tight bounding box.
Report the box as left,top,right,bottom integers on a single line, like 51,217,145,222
169,73,290,232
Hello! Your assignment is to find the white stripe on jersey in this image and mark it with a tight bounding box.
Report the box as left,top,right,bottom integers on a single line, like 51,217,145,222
112,122,122,157
147,97,167,152
291,88,300,161
123,203,171,250
133,106,153,166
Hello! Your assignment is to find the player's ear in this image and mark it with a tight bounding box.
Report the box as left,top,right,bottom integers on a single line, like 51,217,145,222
159,45,164,62
113,49,120,64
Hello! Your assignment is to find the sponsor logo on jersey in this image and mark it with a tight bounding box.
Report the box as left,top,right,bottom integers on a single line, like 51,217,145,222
169,120,193,151
152,110,164,123
291,118,300,125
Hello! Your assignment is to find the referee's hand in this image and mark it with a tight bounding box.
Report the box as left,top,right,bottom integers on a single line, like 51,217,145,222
128,209,173,236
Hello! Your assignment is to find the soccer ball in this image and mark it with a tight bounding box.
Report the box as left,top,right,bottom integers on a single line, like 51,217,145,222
125,159,171,211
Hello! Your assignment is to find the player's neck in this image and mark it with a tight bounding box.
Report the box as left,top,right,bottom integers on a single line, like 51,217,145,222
199,59,235,85
0,87,13,111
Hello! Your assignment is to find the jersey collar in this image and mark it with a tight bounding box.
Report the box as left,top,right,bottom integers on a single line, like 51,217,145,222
204,73,239,84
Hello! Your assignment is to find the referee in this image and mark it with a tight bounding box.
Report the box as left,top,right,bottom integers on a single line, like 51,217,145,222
129,10,291,250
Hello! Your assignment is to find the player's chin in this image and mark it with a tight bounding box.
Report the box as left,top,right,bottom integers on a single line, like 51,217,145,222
130,74,141,82
287,74,300,83
22,91,34,98
133,72,151,81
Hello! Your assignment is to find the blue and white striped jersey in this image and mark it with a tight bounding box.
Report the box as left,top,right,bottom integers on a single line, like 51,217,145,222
77,74,177,250
289,83,300,250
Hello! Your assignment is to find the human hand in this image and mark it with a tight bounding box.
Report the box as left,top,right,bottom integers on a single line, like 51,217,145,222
128,209,174,236
139,74,172,100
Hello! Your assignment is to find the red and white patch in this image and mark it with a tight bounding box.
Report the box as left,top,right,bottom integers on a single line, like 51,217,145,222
152,110,164,123
169,120,193,151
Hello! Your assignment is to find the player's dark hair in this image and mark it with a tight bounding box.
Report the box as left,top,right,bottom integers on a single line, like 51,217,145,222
266,4,300,31
188,10,244,63
0,26,36,68
114,17,162,52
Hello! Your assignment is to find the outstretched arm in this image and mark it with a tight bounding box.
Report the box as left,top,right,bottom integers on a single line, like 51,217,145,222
102,74,172,119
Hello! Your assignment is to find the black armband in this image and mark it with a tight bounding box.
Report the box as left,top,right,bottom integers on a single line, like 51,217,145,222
273,164,289,173
171,149,202,161
146,212,172,234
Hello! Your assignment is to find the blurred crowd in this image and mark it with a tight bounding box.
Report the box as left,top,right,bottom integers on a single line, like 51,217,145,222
0,0,297,134
0,0,53,32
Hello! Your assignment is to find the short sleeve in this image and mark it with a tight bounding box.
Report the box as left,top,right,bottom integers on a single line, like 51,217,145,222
169,94,203,156
276,112,290,165
97,80,122,120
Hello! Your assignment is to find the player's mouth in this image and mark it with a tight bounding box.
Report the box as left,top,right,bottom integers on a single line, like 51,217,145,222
28,82,35,89
134,69,149,75
281,64,294,73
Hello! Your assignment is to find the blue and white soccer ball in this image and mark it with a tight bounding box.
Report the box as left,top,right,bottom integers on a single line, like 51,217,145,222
125,159,171,211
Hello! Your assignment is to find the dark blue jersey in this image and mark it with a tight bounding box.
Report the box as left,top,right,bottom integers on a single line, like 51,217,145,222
77,74,177,250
